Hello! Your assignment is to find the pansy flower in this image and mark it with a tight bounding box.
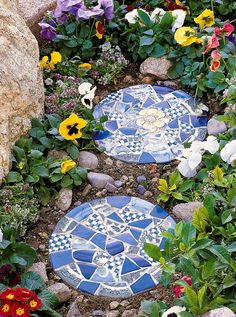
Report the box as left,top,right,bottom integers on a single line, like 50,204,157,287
174,27,200,46
194,9,215,29
162,306,186,317
10,302,30,317
78,82,97,109
39,51,62,70
61,160,77,174
203,34,219,54
166,0,187,11
210,49,221,72
0,301,11,317
214,23,235,37
59,113,87,140
39,22,57,41
95,21,104,39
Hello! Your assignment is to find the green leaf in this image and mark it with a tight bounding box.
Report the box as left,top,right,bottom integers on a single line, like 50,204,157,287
180,258,197,278
150,44,166,58
77,167,87,180
198,285,207,309
0,240,11,249
172,192,183,200
67,145,79,160
161,272,172,287
37,186,51,206
29,127,46,139
61,175,73,188
32,166,49,177
140,35,155,46
29,150,44,159
203,194,216,218
144,243,162,261
150,302,160,317
13,242,37,267
141,300,156,314
208,245,231,264
39,137,54,149
6,171,23,183
179,180,194,192
213,166,224,182
38,289,59,310
159,12,173,27
228,242,236,253
169,171,181,187
65,22,76,34
185,286,198,307
50,174,64,183
21,272,45,291
163,263,175,274
201,260,215,280
137,9,151,25
182,222,196,245
65,39,78,48
10,255,27,266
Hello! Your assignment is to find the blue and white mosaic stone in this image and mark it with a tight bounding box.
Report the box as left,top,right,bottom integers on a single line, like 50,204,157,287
49,196,175,298
93,85,208,164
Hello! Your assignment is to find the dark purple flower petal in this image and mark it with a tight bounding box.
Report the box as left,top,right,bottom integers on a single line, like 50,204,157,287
39,22,57,40
228,34,236,46
99,0,114,20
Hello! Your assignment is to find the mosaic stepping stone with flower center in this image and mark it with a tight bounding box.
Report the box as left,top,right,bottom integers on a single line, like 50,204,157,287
49,196,175,298
93,85,208,163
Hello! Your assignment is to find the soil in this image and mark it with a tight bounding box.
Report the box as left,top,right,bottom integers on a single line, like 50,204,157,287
23,67,219,316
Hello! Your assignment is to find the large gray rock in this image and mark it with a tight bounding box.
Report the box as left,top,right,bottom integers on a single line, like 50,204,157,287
198,307,235,317
140,56,173,80
88,172,115,189
57,188,73,211
78,151,99,170
66,300,82,317
207,118,227,135
17,0,56,37
173,202,203,221
28,262,48,283
47,283,71,303
0,0,44,184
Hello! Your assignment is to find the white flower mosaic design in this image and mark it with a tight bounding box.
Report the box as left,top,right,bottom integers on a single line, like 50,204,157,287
136,108,170,133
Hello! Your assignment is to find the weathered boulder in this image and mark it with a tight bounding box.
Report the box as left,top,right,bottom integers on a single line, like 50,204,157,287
17,0,56,37
0,0,44,184
140,56,173,80
173,202,203,221
197,307,235,317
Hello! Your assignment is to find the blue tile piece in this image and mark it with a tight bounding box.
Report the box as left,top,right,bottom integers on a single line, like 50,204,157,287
50,250,73,269
131,273,156,294
78,263,97,279
72,224,95,240
159,238,166,250
92,84,208,164
106,240,124,256
151,206,168,219
78,281,100,295
91,233,107,250
73,250,95,262
49,196,176,298
121,258,140,274
129,219,152,229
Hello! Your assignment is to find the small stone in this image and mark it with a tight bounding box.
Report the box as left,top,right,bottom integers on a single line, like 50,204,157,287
66,300,82,317
38,244,46,252
114,180,123,188
105,157,113,165
93,96,100,105
123,75,135,84
38,232,48,239
140,56,173,80
120,300,129,307
197,307,235,317
136,175,146,183
92,310,105,316
116,160,124,168
107,311,120,317
109,301,120,310
137,185,146,195
28,262,48,283
78,151,99,170
74,200,82,206
57,188,73,211
142,76,154,84
164,80,180,89
95,191,103,198
77,295,84,303
82,184,92,197
173,202,203,221
120,175,129,183
144,191,153,198
207,118,227,135
122,309,137,317
47,283,71,303
126,188,133,195
105,183,117,193
88,172,115,189
48,149,67,159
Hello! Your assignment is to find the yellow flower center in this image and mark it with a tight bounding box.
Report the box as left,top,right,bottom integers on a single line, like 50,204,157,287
16,308,25,316
6,294,14,300
3,304,10,312
30,300,37,308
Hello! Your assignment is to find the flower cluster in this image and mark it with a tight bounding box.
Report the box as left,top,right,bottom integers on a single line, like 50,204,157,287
0,265,21,287
40,51,62,70
0,288,42,317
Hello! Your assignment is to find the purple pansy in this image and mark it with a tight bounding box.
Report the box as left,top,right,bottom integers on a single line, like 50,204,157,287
99,0,114,20
228,34,236,46
54,0,84,18
76,5,104,20
39,22,57,40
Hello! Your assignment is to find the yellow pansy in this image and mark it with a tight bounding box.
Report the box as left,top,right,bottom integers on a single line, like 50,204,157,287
39,56,49,69
194,9,215,29
61,160,76,174
176,0,184,6
79,63,92,70
59,113,87,140
174,27,199,46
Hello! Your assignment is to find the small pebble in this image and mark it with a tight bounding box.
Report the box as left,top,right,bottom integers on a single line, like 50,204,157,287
105,157,113,166
137,185,146,195
144,191,153,198
82,184,92,197
39,244,46,252
114,180,123,188
142,76,153,84
120,175,128,183
74,200,82,206
105,183,117,193
92,310,105,316
116,160,124,168
126,189,133,195
136,175,146,183
109,301,120,310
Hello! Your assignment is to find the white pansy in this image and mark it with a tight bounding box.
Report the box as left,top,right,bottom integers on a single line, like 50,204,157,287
78,82,97,109
150,8,166,22
136,108,169,133
171,9,186,32
0,228,3,243
125,9,147,24
202,136,220,154
162,306,186,317
220,140,236,165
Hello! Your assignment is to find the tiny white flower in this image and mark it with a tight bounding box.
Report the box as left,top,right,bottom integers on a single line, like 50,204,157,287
125,9,146,24
0,228,3,243
162,306,186,317
44,78,53,86
171,9,186,32
78,82,93,95
220,140,236,165
150,8,166,22
202,136,220,154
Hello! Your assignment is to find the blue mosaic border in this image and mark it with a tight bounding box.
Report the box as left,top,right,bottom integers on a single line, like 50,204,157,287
49,196,176,298
93,85,208,164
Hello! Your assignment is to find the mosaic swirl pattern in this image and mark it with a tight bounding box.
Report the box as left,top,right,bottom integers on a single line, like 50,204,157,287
93,85,208,163
49,196,175,298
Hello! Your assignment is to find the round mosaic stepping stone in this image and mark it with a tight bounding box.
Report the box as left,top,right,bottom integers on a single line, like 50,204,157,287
93,84,208,163
49,196,175,298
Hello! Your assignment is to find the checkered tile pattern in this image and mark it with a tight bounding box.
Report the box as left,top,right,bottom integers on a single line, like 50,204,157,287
179,122,192,133
114,132,144,153
143,227,160,243
49,234,71,252
120,209,148,224
164,129,179,138
86,214,107,234
107,91,122,102
164,100,188,120
106,254,125,277
108,112,124,121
